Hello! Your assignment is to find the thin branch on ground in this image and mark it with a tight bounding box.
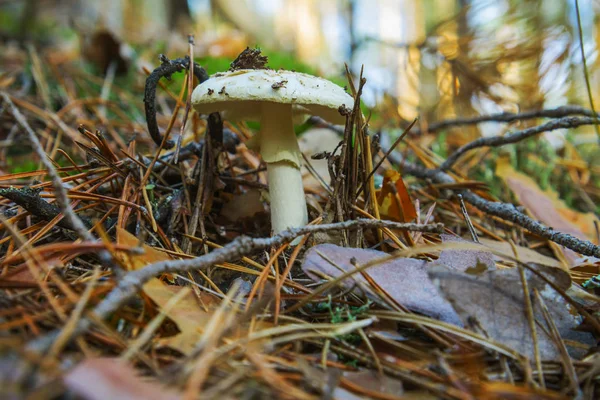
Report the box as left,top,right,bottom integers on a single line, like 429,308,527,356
438,116,599,171
391,153,600,258
27,218,444,353
0,186,93,231
0,92,124,277
421,105,600,135
1,92,95,243
310,105,600,138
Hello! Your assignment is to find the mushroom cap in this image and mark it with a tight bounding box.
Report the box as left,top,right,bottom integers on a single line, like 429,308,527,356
191,69,353,124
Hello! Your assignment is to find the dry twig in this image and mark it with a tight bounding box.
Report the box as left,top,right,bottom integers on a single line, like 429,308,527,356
417,105,600,135
439,116,599,170
393,154,600,258
1,92,95,243
27,219,443,353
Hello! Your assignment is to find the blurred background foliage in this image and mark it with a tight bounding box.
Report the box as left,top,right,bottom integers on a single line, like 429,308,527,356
1,0,599,208
1,0,599,143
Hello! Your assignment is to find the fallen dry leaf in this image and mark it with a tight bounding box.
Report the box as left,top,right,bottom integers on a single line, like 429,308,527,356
429,262,594,360
64,358,181,400
117,229,273,355
220,189,265,221
436,234,496,271
117,228,217,355
302,238,594,360
496,157,599,265
479,238,561,268
334,370,404,399
302,244,469,325
148,284,219,354
377,170,418,222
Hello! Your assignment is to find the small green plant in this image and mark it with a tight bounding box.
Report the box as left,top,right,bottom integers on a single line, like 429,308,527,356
431,131,448,159
317,296,371,345
582,275,600,290
6,158,38,174
145,183,156,203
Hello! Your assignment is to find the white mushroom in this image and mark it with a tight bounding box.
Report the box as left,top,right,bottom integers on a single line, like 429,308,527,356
192,69,353,235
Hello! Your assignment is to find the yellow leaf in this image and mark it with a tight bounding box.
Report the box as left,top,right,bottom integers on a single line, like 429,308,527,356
117,228,216,355
376,170,417,222
479,239,561,268
116,228,272,355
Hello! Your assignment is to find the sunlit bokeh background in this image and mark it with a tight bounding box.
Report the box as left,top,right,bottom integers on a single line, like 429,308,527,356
1,0,599,146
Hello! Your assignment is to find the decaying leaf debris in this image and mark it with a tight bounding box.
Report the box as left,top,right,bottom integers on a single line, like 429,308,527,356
0,34,599,400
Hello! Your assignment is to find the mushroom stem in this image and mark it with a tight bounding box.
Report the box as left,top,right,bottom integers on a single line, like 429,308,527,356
259,103,308,234
267,161,308,234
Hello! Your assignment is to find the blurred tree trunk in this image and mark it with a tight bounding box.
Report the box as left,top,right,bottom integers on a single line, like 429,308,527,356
346,0,358,65
279,0,324,67
167,0,191,29
123,0,168,42
521,0,545,110
211,0,277,49
10,0,75,42
419,0,457,124
452,0,478,139
391,0,419,120
17,0,36,41
76,0,169,43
